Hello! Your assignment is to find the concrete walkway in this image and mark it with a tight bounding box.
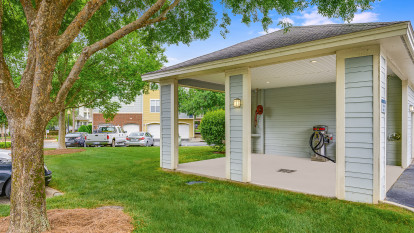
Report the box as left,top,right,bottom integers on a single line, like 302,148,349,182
386,163,414,208
178,154,404,198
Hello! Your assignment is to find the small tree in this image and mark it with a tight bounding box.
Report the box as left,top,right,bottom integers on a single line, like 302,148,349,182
200,110,225,152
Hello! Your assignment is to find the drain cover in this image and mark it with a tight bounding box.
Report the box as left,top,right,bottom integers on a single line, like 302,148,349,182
278,169,296,173
186,181,207,185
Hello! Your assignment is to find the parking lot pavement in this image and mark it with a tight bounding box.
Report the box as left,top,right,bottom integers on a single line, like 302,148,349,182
41,139,207,148
44,140,58,149
153,140,207,147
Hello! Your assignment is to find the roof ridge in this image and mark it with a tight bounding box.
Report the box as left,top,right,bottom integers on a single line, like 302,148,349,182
286,21,407,29
146,21,410,75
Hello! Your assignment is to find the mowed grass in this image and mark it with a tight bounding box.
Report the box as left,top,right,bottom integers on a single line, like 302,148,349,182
0,147,413,232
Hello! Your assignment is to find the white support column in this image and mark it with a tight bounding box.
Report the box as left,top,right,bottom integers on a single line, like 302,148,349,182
336,45,386,204
401,80,414,169
225,68,251,182
160,79,179,170
402,80,409,168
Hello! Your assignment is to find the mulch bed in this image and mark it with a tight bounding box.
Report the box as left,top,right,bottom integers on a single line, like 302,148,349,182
0,208,134,233
44,149,85,156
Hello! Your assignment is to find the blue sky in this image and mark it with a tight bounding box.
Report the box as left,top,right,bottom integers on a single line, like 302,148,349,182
164,0,414,67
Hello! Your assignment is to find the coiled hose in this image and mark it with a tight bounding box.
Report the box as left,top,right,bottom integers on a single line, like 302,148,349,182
309,132,336,163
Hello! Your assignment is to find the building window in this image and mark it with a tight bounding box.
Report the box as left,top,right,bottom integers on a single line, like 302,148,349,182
150,99,160,113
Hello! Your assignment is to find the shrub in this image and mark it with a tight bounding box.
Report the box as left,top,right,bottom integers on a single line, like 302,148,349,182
87,124,92,134
78,125,89,133
200,109,225,152
0,142,11,149
47,130,59,135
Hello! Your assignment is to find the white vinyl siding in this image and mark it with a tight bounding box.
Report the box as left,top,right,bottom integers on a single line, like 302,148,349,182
407,86,414,165
386,75,402,166
93,95,143,113
344,55,374,203
150,99,160,113
262,83,336,159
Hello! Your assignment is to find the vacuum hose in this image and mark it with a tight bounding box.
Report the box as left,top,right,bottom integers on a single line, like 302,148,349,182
309,132,336,163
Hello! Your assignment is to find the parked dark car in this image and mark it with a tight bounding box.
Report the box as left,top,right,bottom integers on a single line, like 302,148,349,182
0,150,52,198
65,132,87,147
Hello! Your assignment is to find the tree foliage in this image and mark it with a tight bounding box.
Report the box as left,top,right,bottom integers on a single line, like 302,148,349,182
178,88,225,116
0,108,6,125
200,109,226,152
51,31,166,120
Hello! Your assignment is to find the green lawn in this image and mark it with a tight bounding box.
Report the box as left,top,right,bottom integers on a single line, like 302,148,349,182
1,147,413,232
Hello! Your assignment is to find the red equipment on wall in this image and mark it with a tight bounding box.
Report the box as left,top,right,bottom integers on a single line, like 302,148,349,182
255,105,264,127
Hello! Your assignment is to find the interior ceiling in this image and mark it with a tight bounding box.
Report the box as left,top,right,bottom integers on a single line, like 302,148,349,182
188,54,337,89
251,55,336,89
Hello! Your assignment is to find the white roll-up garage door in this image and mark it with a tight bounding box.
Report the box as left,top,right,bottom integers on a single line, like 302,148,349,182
123,124,140,134
147,124,160,139
179,124,190,139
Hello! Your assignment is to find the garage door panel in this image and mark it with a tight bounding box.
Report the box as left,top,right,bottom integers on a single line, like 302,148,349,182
148,124,160,139
123,124,140,134
179,124,189,139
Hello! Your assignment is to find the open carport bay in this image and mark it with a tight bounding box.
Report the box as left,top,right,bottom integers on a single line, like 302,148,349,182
178,154,404,198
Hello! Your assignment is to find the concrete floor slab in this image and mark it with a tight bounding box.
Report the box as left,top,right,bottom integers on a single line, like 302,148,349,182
178,154,406,198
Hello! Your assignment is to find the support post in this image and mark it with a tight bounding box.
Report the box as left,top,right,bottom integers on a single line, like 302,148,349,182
401,80,414,168
160,79,179,170
336,45,386,203
225,68,251,182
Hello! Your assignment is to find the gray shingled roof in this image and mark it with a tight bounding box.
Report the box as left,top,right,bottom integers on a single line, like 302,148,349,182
147,21,406,75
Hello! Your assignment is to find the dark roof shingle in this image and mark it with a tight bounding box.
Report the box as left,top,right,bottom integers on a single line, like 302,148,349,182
147,22,406,75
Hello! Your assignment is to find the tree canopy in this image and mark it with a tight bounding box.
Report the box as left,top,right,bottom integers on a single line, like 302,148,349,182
178,87,225,116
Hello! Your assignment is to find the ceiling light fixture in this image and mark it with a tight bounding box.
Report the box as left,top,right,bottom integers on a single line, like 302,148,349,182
266,81,270,84
310,60,317,63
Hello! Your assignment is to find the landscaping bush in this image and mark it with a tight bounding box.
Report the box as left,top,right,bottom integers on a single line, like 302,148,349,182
200,109,225,152
0,142,11,149
47,130,59,136
78,125,91,133
87,124,92,134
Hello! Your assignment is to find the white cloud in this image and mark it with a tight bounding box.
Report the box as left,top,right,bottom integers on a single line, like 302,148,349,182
279,17,294,25
298,9,336,26
350,12,379,23
259,27,281,35
166,57,181,66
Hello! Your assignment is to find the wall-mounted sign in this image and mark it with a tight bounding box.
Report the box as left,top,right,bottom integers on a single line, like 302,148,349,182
381,98,387,114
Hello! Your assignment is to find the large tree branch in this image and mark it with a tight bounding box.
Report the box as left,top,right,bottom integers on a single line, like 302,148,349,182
54,0,107,55
53,0,178,113
19,0,36,23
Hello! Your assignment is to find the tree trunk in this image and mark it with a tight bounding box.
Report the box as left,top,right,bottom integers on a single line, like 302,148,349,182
72,110,75,133
57,110,66,149
7,121,50,232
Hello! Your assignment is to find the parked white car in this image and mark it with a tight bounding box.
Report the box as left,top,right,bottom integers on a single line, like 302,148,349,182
85,125,127,147
125,132,154,147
